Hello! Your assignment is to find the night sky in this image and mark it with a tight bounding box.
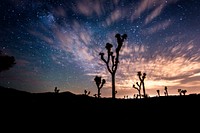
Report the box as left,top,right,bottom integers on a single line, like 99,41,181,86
1,0,200,98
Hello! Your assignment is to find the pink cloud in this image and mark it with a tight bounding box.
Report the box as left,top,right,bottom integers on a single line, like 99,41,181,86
76,0,104,16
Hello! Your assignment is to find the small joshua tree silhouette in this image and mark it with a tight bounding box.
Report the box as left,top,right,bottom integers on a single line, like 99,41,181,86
133,82,141,99
178,89,182,96
54,87,60,93
137,71,147,98
93,94,97,98
164,86,168,96
156,90,160,97
94,76,106,98
99,33,127,99
181,89,187,95
178,89,187,96
84,89,90,96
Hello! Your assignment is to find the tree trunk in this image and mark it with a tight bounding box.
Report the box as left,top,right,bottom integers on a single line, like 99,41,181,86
98,88,100,98
112,73,115,99
138,90,141,99
142,81,146,98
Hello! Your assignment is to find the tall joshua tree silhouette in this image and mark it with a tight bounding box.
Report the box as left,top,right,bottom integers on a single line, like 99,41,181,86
99,33,127,99
133,82,141,99
137,71,147,98
94,76,106,98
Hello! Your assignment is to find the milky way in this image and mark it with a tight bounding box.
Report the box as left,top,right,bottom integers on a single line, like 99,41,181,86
1,0,200,98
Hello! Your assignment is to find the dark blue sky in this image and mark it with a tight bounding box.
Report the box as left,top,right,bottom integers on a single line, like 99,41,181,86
1,0,200,98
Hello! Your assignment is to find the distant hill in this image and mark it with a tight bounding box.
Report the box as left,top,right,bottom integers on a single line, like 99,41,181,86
0,86,30,94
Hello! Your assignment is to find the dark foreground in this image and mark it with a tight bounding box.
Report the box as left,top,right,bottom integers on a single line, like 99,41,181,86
0,86,199,130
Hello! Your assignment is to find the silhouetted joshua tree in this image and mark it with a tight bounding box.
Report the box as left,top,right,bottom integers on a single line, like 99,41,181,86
178,89,187,96
156,90,160,97
178,89,182,96
93,94,97,98
99,33,127,99
181,89,187,95
164,86,168,96
133,82,141,99
94,76,106,98
134,94,139,99
84,89,90,96
137,71,147,98
0,51,16,72
54,87,60,93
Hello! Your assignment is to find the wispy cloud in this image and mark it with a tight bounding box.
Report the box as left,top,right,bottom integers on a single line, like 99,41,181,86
16,59,30,67
131,0,179,24
52,7,66,17
142,19,172,34
53,20,103,73
28,29,54,45
131,0,162,22
189,72,200,78
145,4,164,24
105,8,123,26
75,0,104,17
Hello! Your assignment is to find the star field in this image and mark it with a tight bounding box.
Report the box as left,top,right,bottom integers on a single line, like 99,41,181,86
1,0,200,98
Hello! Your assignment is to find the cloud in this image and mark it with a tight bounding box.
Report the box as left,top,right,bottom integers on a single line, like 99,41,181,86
145,5,164,24
16,59,30,67
53,20,103,72
75,0,104,17
142,19,172,34
52,7,66,17
189,72,200,78
105,9,123,26
104,7,129,26
131,0,179,23
28,29,54,45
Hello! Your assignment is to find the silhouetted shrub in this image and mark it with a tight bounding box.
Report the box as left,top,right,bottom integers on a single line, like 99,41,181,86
0,51,16,72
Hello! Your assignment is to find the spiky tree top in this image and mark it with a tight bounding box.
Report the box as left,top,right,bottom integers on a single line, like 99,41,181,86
94,76,106,89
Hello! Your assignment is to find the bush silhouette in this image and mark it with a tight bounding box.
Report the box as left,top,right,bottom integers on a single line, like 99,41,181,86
99,33,127,99
0,51,16,72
